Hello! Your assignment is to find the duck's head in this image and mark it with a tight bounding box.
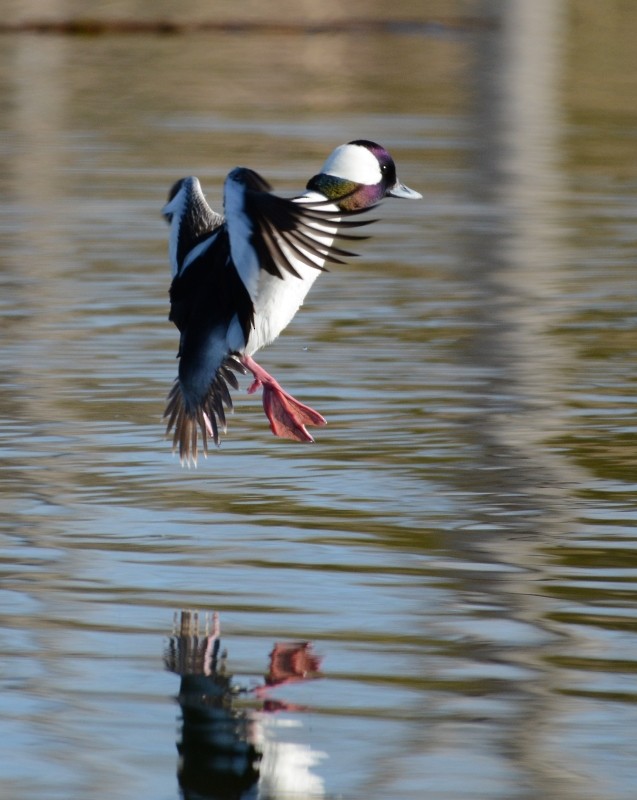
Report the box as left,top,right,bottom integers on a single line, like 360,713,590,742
306,139,422,211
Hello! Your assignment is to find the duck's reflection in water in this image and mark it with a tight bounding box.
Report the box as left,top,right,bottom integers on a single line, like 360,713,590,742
164,611,324,800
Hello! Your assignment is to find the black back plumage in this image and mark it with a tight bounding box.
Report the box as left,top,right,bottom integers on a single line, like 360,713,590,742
164,230,254,463
169,230,254,345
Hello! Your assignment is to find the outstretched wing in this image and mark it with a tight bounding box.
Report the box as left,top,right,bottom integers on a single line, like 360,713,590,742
163,176,225,278
223,167,376,301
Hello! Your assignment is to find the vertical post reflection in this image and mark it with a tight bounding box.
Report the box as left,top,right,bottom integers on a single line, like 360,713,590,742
452,2,592,795
465,0,583,528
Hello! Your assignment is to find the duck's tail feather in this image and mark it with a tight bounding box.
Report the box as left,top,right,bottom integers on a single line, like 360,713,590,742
163,357,242,466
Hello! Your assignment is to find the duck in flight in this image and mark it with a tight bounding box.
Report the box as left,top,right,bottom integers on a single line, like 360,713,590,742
162,139,421,465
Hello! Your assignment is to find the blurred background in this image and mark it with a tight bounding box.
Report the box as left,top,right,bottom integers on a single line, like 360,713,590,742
1,1,637,798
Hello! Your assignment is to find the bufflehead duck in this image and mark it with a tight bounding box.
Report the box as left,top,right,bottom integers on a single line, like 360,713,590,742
162,139,421,464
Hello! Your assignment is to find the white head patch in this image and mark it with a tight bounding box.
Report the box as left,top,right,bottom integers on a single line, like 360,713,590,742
320,143,383,185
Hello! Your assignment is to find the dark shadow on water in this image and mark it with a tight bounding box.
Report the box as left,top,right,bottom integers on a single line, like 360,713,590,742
164,611,323,800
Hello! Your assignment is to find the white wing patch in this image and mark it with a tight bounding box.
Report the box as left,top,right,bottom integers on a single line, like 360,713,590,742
224,174,261,302
163,176,223,279
163,183,192,278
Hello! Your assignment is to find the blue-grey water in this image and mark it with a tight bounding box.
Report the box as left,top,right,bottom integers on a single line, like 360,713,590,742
2,2,637,798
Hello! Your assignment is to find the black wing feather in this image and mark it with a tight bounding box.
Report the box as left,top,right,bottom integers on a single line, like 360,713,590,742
241,183,375,281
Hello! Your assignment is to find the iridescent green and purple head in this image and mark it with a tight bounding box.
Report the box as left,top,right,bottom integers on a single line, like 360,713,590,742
306,139,421,210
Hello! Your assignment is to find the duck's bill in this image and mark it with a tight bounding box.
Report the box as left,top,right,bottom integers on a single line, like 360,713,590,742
388,182,422,200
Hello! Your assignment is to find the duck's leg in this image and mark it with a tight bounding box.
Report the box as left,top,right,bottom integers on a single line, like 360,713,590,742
240,354,326,442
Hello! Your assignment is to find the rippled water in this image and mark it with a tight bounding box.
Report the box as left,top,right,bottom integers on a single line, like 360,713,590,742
2,3,637,799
